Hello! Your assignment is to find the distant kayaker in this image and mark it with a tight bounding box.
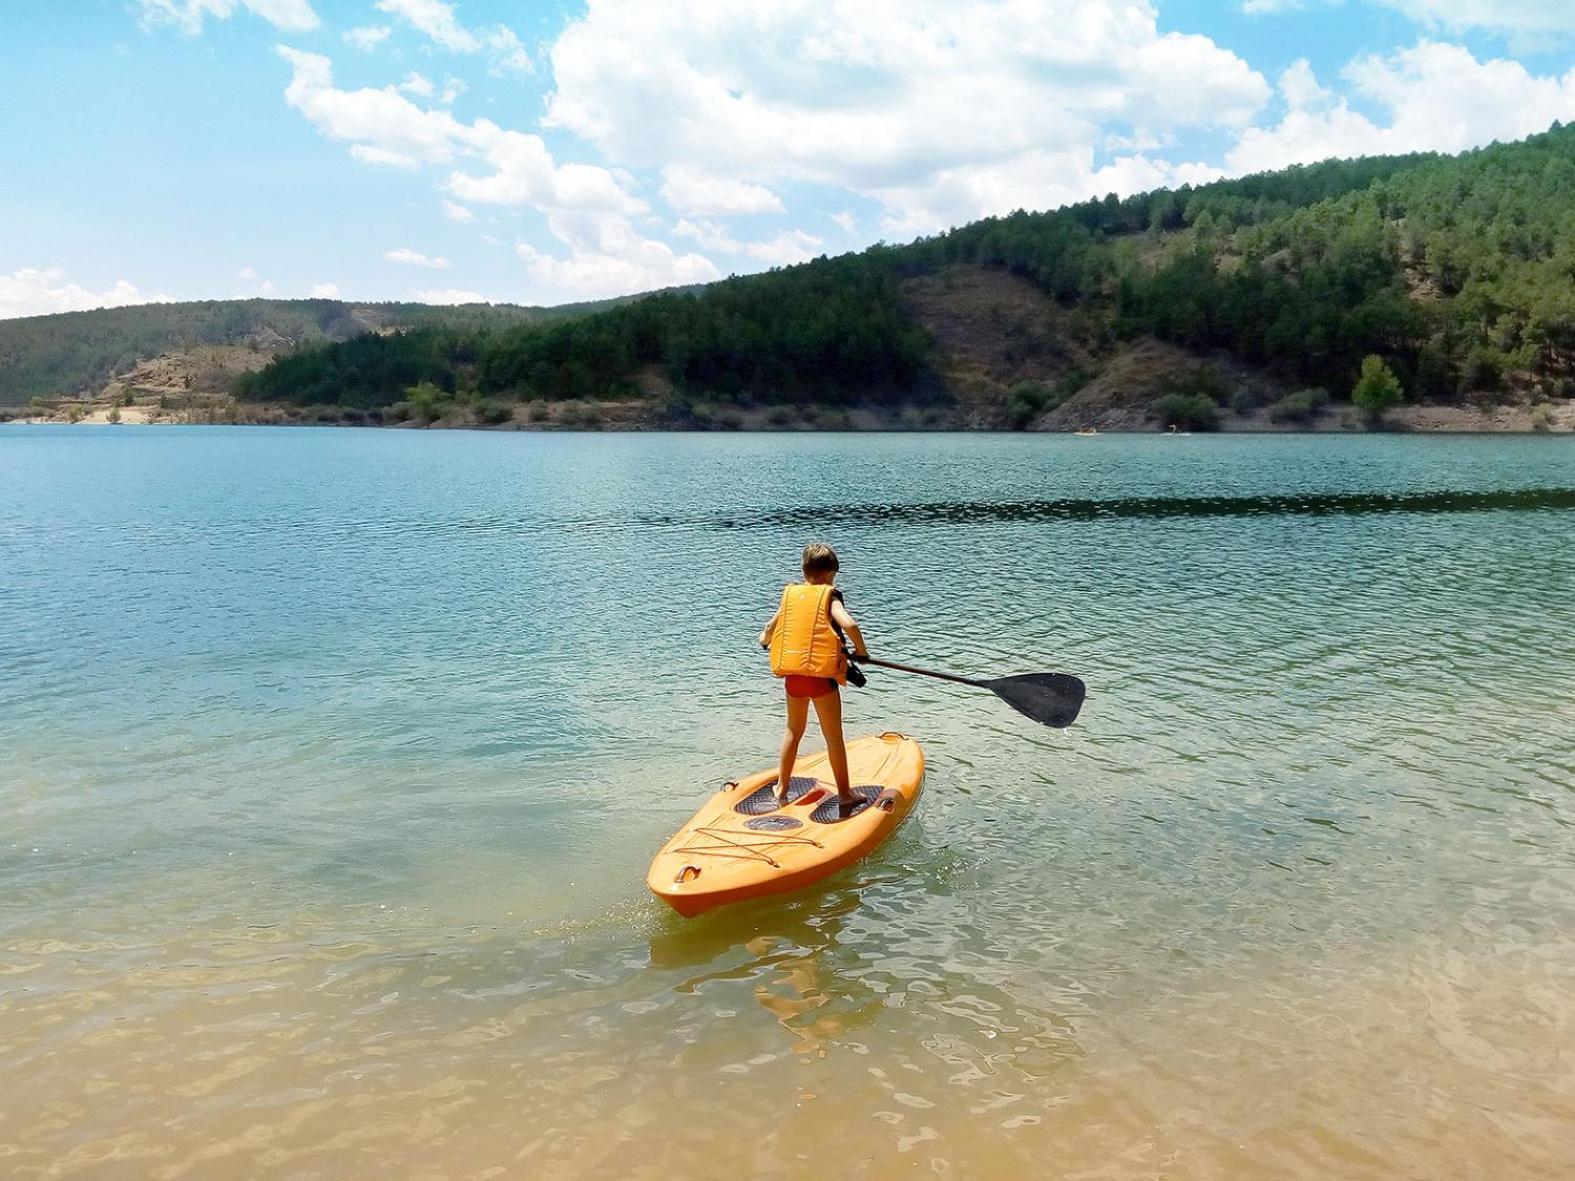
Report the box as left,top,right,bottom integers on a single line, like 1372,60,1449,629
758,543,870,810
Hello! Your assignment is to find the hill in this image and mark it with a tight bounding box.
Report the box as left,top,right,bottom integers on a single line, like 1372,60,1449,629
0,294,635,407
11,125,1575,431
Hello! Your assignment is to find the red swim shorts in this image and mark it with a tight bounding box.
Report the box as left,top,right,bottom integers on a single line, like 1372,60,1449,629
785,675,838,699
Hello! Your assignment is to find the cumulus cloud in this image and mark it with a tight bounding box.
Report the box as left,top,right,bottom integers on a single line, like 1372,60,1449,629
414,288,491,304
343,25,391,50
672,218,740,253
397,72,435,98
741,229,824,266
139,0,318,34
661,165,784,215
275,46,712,303
441,199,475,222
373,0,531,74
518,211,719,299
829,210,857,234
874,148,1224,236
544,0,1265,232
1228,41,1575,174
385,247,450,268
307,282,340,297
277,46,476,167
0,268,173,321
673,220,823,265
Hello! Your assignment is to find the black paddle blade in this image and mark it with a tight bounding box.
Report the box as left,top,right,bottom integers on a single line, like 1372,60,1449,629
985,673,1086,728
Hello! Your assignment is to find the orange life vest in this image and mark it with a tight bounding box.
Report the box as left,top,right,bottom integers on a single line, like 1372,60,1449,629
769,583,847,682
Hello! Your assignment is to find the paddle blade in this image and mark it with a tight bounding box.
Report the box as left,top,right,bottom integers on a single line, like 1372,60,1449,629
986,673,1087,728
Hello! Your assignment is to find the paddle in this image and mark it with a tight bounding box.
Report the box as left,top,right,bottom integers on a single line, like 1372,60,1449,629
856,655,1086,729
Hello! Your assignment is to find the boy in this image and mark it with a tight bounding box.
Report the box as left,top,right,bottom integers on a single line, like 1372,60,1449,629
758,543,869,809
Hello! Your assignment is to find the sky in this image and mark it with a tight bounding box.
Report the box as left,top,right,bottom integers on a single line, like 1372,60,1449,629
2,0,1574,318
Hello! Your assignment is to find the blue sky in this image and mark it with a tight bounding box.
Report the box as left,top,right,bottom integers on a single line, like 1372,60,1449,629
2,0,1573,317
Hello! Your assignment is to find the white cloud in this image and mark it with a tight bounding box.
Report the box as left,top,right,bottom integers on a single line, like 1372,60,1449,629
544,0,1267,231
1240,0,1304,12
374,0,478,51
343,25,392,51
276,45,549,179
1229,41,1575,174
275,47,700,303
277,46,476,167
482,26,532,75
397,72,435,98
673,217,740,253
441,198,475,222
260,279,277,295
672,220,824,265
1379,1,1575,34
0,268,173,321
414,288,490,304
385,247,451,268
517,211,719,300
307,282,340,297
829,210,856,233
373,0,531,73
516,241,716,300
741,229,824,266
1137,33,1267,126
874,148,1223,236
660,165,784,215
238,265,258,280
447,129,644,213
1278,58,1334,110
138,0,318,33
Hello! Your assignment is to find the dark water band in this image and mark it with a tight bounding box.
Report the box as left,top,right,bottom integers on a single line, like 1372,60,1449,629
657,487,1575,531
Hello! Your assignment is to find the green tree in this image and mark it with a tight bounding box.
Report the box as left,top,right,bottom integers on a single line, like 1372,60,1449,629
1352,355,1404,423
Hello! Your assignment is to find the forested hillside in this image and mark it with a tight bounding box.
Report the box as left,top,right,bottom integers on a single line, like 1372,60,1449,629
14,125,1573,428
233,124,1575,426
0,295,628,405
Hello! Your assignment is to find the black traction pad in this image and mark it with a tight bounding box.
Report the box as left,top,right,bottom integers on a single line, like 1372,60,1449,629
809,786,882,824
734,776,819,816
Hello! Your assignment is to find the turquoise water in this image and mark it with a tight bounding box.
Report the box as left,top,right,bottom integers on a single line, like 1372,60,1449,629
2,426,1573,1178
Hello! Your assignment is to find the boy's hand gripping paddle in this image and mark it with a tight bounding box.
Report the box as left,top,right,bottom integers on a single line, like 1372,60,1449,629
857,656,1086,729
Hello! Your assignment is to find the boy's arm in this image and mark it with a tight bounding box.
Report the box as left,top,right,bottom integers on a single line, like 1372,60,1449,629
758,609,780,650
830,600,869,660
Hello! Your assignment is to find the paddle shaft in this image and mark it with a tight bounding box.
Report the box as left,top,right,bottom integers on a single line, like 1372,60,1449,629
858,655,988,689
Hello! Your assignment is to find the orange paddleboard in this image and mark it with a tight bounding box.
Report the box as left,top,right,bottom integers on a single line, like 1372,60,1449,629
648,732,925,917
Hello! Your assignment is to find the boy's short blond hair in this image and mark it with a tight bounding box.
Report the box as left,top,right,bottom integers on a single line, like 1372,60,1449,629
802,543,839,576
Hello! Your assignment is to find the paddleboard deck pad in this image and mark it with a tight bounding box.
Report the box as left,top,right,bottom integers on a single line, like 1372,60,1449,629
647,733,925,917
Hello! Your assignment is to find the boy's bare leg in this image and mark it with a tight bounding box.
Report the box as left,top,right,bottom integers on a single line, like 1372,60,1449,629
777,695,811,802
811,689,854,802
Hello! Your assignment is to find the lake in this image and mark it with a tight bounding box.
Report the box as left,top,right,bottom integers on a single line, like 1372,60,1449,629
2,426,1572,1179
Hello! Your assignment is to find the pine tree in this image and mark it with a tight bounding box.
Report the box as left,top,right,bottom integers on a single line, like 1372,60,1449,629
1352,355,1404,424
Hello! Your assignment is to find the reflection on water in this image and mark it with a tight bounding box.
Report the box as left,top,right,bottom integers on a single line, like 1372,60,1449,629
1,427,1573,1178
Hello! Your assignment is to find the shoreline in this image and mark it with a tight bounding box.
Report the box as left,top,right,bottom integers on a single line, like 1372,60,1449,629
4,403,1572,435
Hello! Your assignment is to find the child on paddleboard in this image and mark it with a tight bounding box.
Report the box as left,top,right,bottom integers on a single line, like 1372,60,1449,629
758,543,870,810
